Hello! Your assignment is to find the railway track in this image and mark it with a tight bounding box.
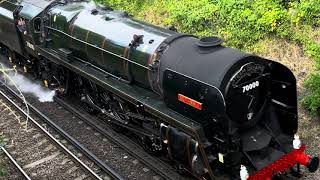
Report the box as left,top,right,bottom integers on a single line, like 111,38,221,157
0,83,123,180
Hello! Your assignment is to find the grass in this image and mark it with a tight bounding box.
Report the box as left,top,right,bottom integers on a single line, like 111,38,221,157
0,166,8,177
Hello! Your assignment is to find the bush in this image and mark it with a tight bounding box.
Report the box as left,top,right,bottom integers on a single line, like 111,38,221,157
165,0,217,36
293,0,320,27
98,0,318,47
95,0,148,13
302,73,320,114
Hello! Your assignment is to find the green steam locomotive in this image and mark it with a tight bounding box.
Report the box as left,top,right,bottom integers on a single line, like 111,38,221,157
0,0,319,179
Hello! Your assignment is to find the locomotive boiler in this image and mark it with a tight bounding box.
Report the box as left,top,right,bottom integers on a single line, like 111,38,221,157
0,0,319,179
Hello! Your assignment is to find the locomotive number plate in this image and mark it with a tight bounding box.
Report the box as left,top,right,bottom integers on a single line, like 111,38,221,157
242,81,260,93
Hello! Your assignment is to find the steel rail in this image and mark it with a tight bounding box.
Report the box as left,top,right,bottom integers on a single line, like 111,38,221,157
0,87,112,180
0,147,31,180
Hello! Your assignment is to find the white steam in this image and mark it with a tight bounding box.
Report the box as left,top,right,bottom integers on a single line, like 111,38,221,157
5,71,56,102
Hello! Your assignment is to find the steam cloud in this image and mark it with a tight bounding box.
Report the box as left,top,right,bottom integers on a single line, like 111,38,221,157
4,70,56,102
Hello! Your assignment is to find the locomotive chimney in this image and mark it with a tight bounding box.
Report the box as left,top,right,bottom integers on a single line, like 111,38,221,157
196,36,223,48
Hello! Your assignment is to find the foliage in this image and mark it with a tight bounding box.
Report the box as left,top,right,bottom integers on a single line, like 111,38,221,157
97,0,320,113
0,163,7,177
302,73,320,114
0,168,7,177
96,0,147,13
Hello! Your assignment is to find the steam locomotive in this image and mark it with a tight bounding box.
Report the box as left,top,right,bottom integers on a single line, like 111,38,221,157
0,0,319,179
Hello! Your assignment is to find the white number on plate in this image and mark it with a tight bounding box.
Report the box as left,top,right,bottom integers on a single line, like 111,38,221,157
242,81,259,93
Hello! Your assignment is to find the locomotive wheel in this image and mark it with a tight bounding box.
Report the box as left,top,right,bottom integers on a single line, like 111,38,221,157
108,100,131,133
6,48,15,64
140,135,163,155
175,164,189,175
0,45,5,55
82,102,98,115
109,110,127,133
109,122,125,133
54,67,69,95
72,75,98,114
107,109,125,133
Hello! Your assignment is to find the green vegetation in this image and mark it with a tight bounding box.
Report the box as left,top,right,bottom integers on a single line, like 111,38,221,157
97,0,320,113
0,166,7,177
